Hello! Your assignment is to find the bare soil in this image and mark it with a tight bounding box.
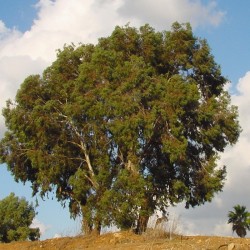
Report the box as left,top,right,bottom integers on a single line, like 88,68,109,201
0,231,250,250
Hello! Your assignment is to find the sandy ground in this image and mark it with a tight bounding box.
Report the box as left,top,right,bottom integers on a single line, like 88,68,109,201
0,231,250,249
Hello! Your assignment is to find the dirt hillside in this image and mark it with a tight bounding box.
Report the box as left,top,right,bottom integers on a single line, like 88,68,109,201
0,231,250,249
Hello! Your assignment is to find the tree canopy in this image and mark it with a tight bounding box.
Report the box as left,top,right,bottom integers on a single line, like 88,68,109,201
0,193,40,242
228,205,250,238
0,22,241,234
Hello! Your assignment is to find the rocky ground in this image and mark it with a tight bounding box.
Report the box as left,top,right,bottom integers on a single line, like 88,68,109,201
0,231,250,249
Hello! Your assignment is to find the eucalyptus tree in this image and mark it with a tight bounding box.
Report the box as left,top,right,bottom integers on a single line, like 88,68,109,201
0,23,241,234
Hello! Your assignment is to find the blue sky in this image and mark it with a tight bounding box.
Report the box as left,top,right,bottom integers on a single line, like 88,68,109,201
0,0,250,239
194,1,250,86
0,0,37,31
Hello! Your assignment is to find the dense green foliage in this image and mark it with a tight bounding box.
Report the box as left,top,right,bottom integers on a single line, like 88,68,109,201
0,23,240,234
0,193,40,242
228,205,250,238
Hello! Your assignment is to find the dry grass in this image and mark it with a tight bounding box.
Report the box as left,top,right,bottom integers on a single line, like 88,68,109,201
1,231,250,249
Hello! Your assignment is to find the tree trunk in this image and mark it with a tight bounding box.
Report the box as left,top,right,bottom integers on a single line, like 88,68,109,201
82,216,93,235
92,220,101,236
81,205,93,235
135,214,149,234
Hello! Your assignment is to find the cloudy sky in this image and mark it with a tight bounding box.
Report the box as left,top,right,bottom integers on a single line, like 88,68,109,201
0,0,250,239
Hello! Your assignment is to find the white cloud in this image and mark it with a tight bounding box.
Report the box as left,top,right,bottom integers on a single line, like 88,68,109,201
0,0,226,61
234,72,250,137
0,20,8,34
117,0,225,30
213,221,232,237
53,233,62,238
0,20,22,46
31,218,51,236
219,72,250,192
0,0,125,62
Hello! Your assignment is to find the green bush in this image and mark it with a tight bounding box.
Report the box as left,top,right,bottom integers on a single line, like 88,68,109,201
0,193,40,243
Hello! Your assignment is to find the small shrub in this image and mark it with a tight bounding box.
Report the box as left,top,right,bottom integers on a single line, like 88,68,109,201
0,193,40,243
